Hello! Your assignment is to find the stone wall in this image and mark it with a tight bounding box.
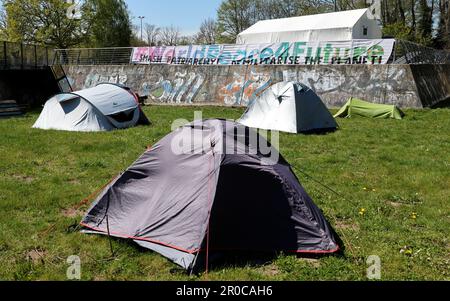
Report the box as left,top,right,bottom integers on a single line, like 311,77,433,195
63,64,450,108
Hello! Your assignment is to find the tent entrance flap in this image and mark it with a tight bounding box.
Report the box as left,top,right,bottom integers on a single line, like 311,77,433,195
106,107,141,128
209,164,298,252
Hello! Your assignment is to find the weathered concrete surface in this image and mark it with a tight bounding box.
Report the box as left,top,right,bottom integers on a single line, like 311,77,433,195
63,64,449,108
409,64,450,108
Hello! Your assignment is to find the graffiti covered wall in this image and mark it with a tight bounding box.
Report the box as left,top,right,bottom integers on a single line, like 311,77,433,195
64,65,279,106
63,64,435,108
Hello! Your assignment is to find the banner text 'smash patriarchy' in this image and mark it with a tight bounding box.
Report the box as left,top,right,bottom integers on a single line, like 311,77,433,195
131,40,395,66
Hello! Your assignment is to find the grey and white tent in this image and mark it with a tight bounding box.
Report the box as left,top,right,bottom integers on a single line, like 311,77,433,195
238,82,338,134
80,119,340,271
33,83,150,132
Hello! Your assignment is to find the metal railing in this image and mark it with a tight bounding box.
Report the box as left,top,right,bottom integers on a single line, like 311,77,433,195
393,40,450,64
0,41,54,69
53,47,133,65
51,40,450,66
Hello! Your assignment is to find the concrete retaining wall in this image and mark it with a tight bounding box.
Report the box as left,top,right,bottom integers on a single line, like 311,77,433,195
410,64,450,107
63,64,450,108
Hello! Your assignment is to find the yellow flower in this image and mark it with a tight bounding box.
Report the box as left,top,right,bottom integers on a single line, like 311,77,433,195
359,208,366,216
363,187,367,191
411,212,418,219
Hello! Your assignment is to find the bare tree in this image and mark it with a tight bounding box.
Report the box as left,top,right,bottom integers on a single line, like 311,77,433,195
178,35,195,45
144,23,160,46
0,6,7,40
195,18,218,44
160,25,180,45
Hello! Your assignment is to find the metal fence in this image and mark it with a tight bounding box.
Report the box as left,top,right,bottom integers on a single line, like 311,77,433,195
0,41,54,69
393,40,450,64
53,47,133,65
50,40,450,66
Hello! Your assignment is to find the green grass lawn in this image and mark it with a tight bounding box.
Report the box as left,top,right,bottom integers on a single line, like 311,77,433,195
0,106,449,281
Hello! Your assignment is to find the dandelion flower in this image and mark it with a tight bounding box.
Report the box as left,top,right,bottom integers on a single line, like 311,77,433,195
400,246,414,256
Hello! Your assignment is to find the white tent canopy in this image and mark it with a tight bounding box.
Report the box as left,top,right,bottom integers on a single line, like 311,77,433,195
236,9,382,44
33,83,150,132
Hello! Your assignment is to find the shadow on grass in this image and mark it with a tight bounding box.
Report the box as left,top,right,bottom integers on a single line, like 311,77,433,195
75,228,347,276
190,250,347,275
431,98,450,108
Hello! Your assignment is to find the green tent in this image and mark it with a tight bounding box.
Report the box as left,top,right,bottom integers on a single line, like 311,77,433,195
334,98,405,120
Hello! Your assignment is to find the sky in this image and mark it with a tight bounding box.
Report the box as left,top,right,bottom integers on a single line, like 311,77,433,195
126,0,223,36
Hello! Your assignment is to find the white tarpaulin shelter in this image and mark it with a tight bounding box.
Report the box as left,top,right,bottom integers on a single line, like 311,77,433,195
238,82,337,133
33,83,150,132
236,9,382,44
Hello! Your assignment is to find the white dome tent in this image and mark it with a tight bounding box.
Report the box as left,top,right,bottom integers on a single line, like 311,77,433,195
238,82,337,134
33,83,150,132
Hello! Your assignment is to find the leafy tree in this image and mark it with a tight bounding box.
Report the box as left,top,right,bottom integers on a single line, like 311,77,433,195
435,0,449,48
83,0,132,47
1,0,87,48
383,21,415,40
216,0,256,43
417,0,433,38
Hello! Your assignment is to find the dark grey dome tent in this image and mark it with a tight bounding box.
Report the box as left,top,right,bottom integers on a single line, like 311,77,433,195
80,119,340,271
33,83,150,132
238,82,337,134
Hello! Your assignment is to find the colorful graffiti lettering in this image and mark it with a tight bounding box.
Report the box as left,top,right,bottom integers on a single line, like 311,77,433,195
84,73,128,88
132,39,395,66
142,71,205,104
219,71,272,106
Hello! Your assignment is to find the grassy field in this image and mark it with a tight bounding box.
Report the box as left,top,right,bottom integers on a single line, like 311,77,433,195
0,106,449,281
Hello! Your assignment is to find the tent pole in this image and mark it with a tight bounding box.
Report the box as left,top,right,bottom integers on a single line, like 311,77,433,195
204,149,216,275
189,248,202,276
105,192,115,258
205,222,210,274
291,165,344,198
106,214,114,257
